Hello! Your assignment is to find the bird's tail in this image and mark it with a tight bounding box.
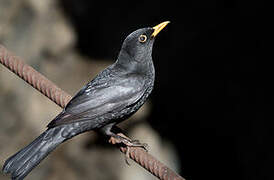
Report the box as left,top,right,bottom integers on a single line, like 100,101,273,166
2,126,68,180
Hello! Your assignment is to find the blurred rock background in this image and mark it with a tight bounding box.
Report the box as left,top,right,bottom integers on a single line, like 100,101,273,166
0,0,178,180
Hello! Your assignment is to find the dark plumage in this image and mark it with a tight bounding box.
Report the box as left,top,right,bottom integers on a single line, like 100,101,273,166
2,21,169,180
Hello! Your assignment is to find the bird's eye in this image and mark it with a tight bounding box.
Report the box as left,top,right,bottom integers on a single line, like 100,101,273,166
138,34,147,43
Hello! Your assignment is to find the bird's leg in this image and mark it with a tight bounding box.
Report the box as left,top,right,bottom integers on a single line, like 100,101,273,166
101,124,148,150
109,133,148,149
99,124,148,164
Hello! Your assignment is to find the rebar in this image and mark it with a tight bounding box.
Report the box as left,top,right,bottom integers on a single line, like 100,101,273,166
0,45,71,108
0,44,185,180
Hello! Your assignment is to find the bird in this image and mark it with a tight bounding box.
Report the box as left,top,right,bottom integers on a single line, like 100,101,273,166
2,21,169,180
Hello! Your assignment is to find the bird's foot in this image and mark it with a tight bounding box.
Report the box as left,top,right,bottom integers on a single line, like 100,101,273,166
108,133,149,165
109,133,148,151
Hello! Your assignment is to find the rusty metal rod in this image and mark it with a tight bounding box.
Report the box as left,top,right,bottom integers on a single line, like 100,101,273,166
0,45,71,108
0,44,185,180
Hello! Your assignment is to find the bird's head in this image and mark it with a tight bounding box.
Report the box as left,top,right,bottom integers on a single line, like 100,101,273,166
118,21,169,66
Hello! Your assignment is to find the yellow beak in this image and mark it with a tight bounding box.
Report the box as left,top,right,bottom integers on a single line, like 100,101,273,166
151,21,170,38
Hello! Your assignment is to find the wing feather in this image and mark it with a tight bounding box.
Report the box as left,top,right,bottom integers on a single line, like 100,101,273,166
48,73,145,127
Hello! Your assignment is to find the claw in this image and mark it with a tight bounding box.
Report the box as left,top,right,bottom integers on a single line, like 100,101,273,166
108,134,149,164
141,143,149,152
125,147,131,165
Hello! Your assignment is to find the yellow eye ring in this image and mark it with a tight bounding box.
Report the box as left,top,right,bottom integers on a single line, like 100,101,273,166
139,34,147,43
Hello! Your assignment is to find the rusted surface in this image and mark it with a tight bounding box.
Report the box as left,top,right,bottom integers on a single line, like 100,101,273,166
0,44,185,180
126,147,184,180
0,45,71,108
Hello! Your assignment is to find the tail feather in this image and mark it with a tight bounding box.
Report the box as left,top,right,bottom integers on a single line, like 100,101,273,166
2,126,67,180
3,132,46,174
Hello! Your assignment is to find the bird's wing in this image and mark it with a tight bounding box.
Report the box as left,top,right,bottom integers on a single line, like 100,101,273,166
47,74,145,127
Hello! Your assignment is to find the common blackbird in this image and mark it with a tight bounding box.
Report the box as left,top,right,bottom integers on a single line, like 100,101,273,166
2,21,169,180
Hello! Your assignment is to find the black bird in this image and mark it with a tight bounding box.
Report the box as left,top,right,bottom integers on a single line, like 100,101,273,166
2,21,169,180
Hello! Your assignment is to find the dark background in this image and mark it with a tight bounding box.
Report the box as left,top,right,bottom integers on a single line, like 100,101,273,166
60,1,269,179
